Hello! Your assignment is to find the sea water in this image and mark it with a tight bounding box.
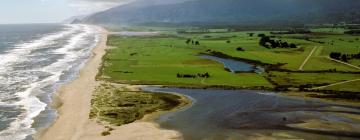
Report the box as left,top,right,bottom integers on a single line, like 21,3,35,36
0,24,101,140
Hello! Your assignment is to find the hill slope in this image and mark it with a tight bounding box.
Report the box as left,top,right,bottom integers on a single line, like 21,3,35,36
82,0,360,25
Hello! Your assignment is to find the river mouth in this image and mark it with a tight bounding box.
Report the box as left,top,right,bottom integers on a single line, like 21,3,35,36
143,87,360,140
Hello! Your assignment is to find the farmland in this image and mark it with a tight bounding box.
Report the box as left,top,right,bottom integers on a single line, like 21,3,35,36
99,26,360,99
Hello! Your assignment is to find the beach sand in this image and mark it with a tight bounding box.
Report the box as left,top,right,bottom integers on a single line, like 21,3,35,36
37,26,182,140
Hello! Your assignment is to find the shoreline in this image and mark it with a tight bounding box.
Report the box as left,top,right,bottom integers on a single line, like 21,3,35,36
97,81,360,104
32,26,360,140
36,26,183,140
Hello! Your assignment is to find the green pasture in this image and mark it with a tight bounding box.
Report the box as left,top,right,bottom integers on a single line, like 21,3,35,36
323,80,360,92
100,27,360,91
102,36,272,87
268,72,360,87
310,28,347,34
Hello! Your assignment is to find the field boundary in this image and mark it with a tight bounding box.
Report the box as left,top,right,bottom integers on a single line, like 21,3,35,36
299,46,318,71
327,57,360,70
311,78,360,90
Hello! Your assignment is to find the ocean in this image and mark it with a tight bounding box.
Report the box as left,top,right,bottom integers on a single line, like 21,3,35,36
0,24,101,140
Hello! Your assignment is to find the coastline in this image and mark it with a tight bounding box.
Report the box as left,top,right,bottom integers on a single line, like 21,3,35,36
36,26,182,140
30,26,360,140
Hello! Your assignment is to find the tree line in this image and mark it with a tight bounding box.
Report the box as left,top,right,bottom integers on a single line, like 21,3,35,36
258,34,297,49
270,29,311,35
344,30,360,35
186,38,200,45
330,52,360,62
177,72,210,78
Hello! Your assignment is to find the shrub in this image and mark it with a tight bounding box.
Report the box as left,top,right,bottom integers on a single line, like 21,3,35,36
236,47,245,51
101,131,111,136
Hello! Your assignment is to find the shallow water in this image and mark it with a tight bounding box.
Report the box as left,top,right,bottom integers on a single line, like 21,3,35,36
144,87,360,140
199,55,263,73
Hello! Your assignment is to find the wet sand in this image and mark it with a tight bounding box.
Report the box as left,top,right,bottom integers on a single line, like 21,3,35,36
37,26,181,140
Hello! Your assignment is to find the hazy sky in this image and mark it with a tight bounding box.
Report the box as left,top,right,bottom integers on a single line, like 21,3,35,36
0,0,131,24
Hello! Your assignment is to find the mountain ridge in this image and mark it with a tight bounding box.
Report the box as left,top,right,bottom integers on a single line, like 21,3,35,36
81,0,360,26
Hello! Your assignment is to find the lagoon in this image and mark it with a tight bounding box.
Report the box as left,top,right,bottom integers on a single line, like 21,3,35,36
144,87,360,140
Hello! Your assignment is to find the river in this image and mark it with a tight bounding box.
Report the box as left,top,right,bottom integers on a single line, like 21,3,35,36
144,87,360,140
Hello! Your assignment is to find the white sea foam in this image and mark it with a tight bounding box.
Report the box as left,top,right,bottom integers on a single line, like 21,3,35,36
0,24,101,140
43,25,99,74
0,25,80,74
53,25,90,54
0,83,47,140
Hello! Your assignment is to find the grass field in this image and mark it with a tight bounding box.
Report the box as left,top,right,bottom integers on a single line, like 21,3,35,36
310,28,347,34
269,72,360,86
101,35,272,88
99,27,360,92
323,80,360,92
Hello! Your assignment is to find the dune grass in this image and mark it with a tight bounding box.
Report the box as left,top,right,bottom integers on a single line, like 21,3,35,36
90,83,187,126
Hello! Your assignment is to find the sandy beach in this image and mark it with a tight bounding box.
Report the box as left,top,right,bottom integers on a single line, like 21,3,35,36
37,26,182,140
